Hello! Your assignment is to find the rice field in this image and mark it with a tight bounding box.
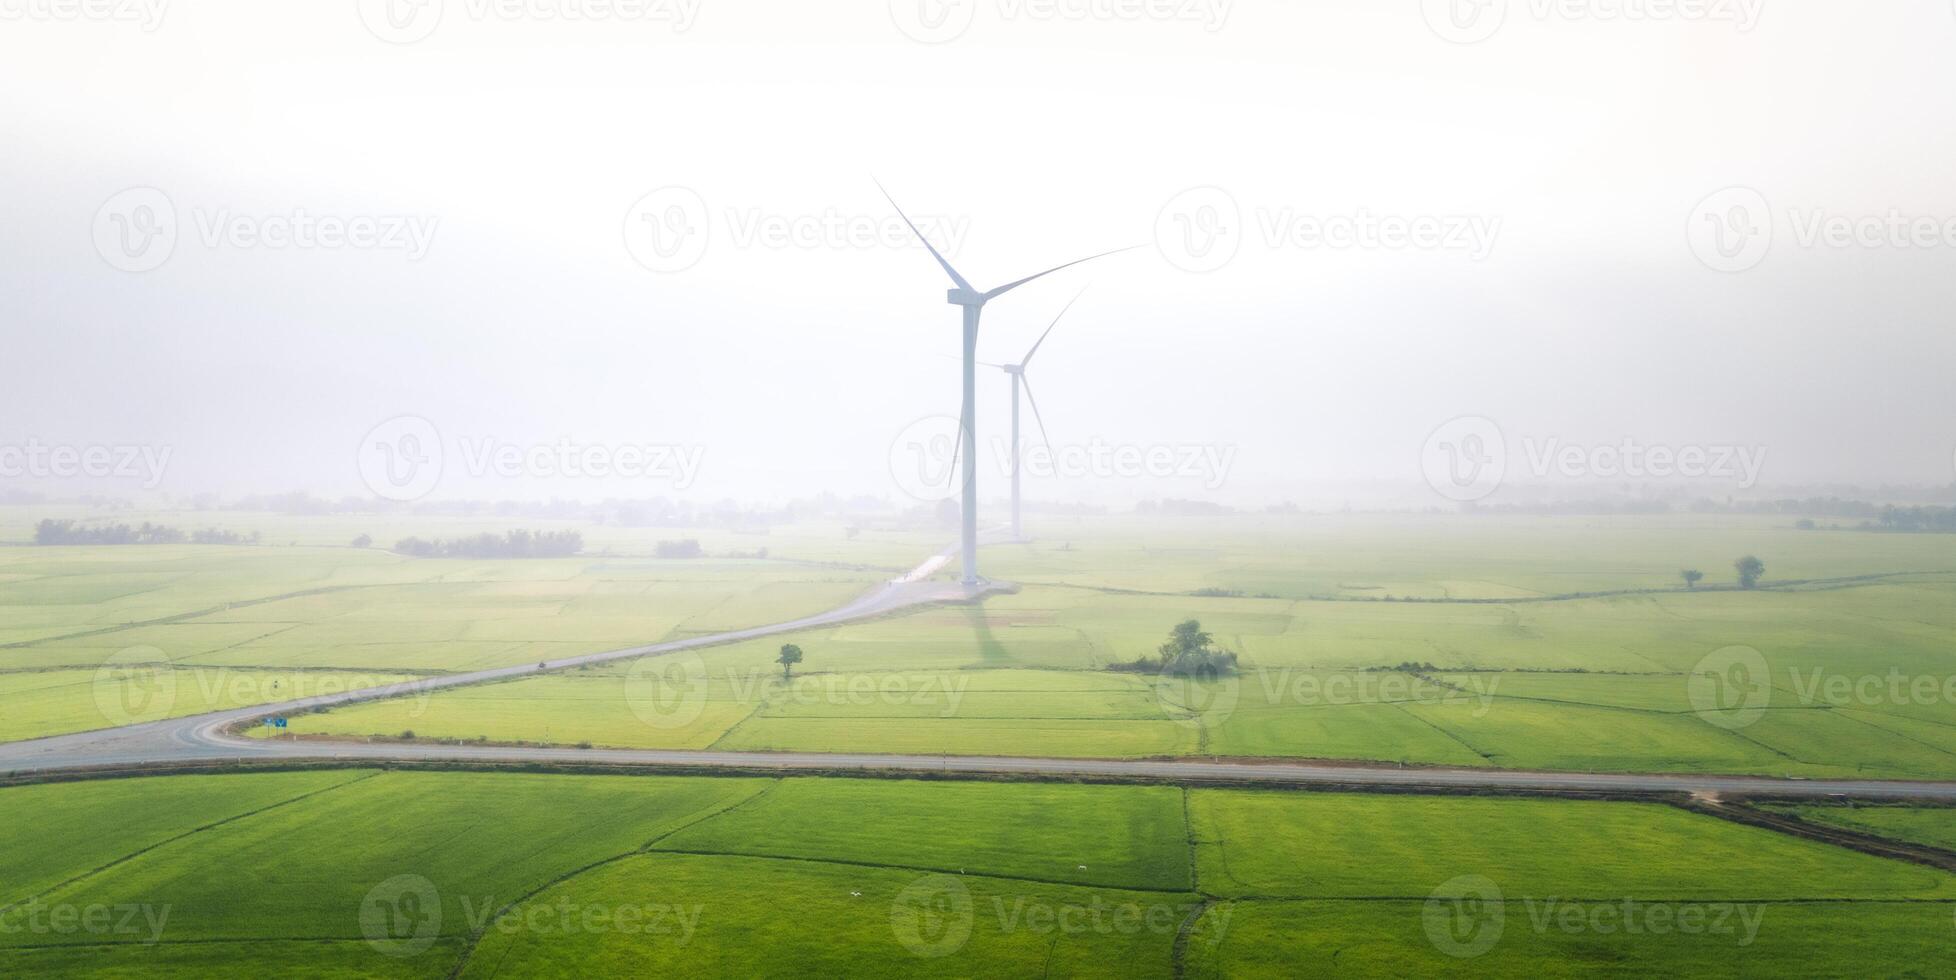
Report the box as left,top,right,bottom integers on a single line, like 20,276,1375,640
1,770,1950,978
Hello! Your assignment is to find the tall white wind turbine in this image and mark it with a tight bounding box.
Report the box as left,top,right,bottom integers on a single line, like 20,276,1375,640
1001,289,1085,541
878,181,1134,585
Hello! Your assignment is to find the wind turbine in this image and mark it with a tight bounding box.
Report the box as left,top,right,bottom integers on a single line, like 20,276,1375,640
999,288,1086,542
878,181,1134,586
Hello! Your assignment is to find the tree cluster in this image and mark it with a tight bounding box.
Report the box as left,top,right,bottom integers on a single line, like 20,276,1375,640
655,539,704,559
1873,506,1956,533
392,529,583,559
1110,619,1240,676
34,519,258,546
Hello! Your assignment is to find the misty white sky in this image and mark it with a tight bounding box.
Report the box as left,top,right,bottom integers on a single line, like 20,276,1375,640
3,0,1954,506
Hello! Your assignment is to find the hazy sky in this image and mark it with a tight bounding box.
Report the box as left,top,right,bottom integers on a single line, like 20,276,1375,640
3,0,1954,506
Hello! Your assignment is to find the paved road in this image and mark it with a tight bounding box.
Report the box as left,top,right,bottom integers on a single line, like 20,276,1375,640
6,540,1956,802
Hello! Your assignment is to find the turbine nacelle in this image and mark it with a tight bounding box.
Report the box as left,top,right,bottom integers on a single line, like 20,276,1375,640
946,288,986,307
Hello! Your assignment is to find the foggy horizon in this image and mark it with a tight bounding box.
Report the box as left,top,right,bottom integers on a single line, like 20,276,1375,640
6,1,1955,508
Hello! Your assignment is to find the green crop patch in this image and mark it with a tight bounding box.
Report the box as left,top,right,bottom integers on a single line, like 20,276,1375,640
0,940,460,980
0,771,768,948
1183,899,1954,979
458,852,1185,979
651,778,1194,891
1187,790,1956,901
0,770,370,906
0,668,424,742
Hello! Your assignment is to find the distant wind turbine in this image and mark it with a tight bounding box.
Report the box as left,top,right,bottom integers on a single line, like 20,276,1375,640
999,288,1086,541
878,181,1136,585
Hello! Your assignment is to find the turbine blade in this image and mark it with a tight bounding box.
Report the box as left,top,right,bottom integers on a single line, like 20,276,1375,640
1022,377,1053,458
1021,286,1087,367
983,245,1143,302
875,179,972,293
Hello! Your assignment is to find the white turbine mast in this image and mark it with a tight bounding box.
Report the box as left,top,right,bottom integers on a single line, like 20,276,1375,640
1001,288,1085,541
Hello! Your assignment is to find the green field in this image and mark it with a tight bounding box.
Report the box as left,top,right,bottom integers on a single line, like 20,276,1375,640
0,513,892,742
1,770,1952,978
269,574,1956,778
16,508,1953,779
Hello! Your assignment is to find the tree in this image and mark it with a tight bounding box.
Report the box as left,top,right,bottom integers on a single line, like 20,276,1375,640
776,643,804,680
655,539,704,559
1161,620,1213,661
1681,569,1703,590
1734,555,1765,589
1156,619,1239,677
351,534,373,549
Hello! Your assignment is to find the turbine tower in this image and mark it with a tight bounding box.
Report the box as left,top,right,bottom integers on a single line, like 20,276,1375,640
878,181,1133,586
1001,289,1086,541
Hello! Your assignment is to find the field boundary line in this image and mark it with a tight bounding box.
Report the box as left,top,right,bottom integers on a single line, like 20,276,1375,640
1388,700,1497,765
640,847,1196,895
0,769,381,917
1688,799,1956,875
443,778,779,980
1829,710,1956,762
1170,898,1220,980
0,584,388,651
1181,787,1202,896
1172,893,1956,905
641,778,782,850
0,934,469,952
700,694,774,752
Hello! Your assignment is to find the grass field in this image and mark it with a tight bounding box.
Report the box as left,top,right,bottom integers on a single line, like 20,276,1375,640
269,572,1956,779
1,770,1952,977
16,509,1956,781
0,511,893,742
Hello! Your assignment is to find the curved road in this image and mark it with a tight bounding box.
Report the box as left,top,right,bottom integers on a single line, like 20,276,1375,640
5,543,1956,802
